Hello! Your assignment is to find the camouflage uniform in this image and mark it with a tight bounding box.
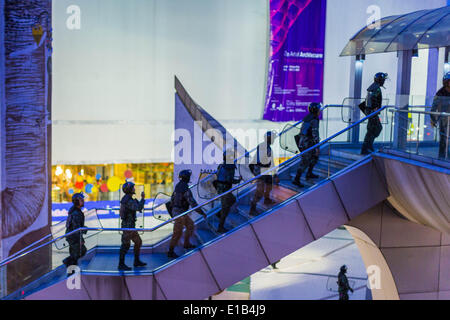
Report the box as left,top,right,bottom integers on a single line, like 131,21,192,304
431,87,450,159
169,181,205,251
295,113,320,175
250,142,276,215
64,206,87,266
119,194,145,263
215,164,240,232
338,270,352,300
361,82,383,154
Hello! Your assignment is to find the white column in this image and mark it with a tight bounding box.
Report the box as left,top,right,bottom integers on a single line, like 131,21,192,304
393,50,413,150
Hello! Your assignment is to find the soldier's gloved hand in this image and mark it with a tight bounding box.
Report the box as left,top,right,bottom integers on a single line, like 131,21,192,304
141,191,146,199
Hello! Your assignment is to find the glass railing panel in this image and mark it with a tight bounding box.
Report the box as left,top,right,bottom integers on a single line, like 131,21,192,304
386,95,449,161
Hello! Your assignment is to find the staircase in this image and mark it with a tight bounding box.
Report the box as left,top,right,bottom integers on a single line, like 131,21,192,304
8,145,389,300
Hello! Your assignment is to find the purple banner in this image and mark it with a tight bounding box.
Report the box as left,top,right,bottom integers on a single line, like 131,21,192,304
263,0,327,122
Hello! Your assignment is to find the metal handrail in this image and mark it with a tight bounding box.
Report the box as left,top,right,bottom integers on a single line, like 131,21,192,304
0,106,388,269
150,115,309,211
0,114,299,265
388,109,450,117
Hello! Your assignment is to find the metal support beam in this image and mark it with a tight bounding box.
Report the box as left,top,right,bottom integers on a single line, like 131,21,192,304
349,55,364,143
445,46,450,74
393,50,413,150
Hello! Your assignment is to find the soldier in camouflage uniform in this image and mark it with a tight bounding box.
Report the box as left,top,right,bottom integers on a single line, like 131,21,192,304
361,72,388,155
63,193,87,268
292,103,321,188
431,72,450,159
249,131,278,216
338,265,353,300
118,182,147,271
214,149,242,233
168,170,207,258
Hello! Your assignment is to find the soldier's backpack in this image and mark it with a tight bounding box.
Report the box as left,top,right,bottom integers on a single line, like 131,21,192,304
358,101,368,116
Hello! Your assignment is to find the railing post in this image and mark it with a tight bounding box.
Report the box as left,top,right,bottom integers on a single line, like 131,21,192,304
394,50,413,150
424,48,439,141
349,55,364,143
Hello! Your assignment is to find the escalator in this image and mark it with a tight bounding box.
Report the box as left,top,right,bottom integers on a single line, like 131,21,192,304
1,107,390,300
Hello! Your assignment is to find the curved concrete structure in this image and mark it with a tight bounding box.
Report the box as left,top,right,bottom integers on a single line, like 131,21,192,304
347,201,450,300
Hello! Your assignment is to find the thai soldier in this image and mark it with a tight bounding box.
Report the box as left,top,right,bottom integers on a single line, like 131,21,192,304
118,182,147,271
338,265,354,300
63,193,87,268
249,131,279,216
167,170,207,258
431,72,450,159
292,103,321,188
361,72,388,155
214,149,242,233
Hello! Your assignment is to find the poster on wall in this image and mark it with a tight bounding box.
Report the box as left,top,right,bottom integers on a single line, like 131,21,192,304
263,0,327,122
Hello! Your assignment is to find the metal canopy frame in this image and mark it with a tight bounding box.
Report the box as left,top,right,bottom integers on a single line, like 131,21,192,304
341,6,450,57
342,5,450,145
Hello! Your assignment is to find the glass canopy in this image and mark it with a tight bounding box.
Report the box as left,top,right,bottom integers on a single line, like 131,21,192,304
340,6,450,56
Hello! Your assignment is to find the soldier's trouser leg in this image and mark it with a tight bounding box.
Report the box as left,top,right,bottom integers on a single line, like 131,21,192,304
439,122,449,159
126,231,142,259
295,151,312,180
68,238,86,266
183,216,195,246
219,193,236,229
169,218,184,250
363,117,382,152
339,291,349,300
119,231,132,263
307,151,319,175
251,179,265,206
263,176,273,200
68,243,80,266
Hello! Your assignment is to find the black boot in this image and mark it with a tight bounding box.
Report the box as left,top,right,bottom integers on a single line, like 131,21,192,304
134,255,147,268
292,171,304,188
167,248,179,259
264,198,276,205
118,254,132,271
306,167,319,180
249,204,258,216
217,224,229,233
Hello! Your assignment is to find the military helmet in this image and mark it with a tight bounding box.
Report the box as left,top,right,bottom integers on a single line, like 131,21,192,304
122,181,135,195
223,148,236,163
72,192,85,205
444,72,450,86
374,72,388,85
374,72,388,80
179,169,192,182
308,102,322,114
340,265,347,272
264,130,276,144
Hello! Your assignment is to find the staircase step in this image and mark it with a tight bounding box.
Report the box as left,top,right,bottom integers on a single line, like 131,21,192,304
330,149,364,161
196,227,217,244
